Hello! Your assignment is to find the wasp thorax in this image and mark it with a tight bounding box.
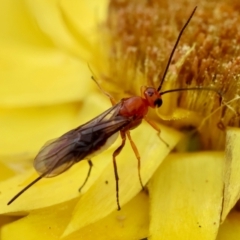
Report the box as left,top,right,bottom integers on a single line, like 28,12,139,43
143,87,162,108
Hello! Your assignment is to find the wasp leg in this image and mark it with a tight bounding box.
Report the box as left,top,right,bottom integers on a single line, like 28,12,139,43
78,160,93,192
144,116,169,148
91,76,116,105
126,131,144,190
113,131,126,211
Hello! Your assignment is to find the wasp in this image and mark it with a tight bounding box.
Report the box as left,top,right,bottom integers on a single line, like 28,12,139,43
7,6,222,210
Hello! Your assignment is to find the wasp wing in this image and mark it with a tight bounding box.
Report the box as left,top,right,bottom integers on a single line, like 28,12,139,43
34,102,130,178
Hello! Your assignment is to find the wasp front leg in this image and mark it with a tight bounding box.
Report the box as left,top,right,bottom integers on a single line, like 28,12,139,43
144,116,169,147
91,76,116,106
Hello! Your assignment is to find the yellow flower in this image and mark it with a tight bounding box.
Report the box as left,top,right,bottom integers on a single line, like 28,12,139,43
1,0,240,240
0,0,178,239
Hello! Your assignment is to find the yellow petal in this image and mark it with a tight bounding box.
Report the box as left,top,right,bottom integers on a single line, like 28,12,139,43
148,152,224,240
157,107,202,129
217,210,240,240
26,0,107,58
62,123,182,237
1,192,148,240
0,161,15,181
0,102,84,156
0,215,20,236
0,153,111,214
0,0,52,46
1,199,77,240
65,192,149,240
221,127,240,221
59,0,109,50
0,46,92,107
0,89,109,156
0,0,104,107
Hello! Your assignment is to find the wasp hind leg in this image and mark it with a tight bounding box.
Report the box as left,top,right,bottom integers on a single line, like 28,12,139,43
112,131,127,211
78,160,93,192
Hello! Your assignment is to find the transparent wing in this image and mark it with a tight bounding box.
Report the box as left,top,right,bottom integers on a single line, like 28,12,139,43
33,137,77,177
34,102,131,178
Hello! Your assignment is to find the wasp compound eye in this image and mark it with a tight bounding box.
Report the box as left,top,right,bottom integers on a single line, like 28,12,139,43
154,98,162,107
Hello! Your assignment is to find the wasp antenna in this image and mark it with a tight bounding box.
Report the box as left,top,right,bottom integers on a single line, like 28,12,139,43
161,87,223,105
157,6,197,92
